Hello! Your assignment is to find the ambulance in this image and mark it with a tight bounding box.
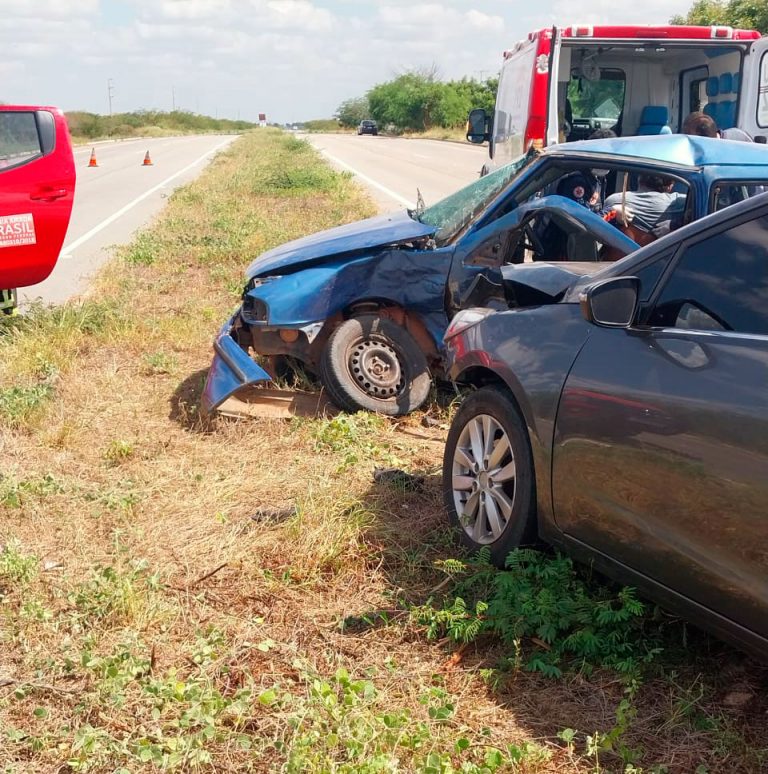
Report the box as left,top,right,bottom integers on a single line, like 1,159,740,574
0,106,75,313
468,25,768,172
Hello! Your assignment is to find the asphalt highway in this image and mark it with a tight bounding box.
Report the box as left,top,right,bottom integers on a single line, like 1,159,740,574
21,134,239,306
303,133,487,212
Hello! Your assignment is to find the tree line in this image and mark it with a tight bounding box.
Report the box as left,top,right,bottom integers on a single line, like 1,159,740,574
335,70,497,133
671,0,767,30
66,110,255,140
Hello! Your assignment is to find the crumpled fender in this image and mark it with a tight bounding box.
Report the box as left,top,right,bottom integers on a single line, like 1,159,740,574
202,315,273,412
245,248,453,345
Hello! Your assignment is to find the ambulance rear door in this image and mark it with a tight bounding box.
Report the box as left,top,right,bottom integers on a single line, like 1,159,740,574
0,106,75,290
491,38,539,168
546,27,563,146
741,36,768,142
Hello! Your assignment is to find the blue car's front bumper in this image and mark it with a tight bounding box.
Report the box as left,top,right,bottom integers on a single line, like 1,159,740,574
202,315,273,412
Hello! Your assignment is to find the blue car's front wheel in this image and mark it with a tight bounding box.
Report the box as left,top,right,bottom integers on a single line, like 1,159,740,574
320,315,431,416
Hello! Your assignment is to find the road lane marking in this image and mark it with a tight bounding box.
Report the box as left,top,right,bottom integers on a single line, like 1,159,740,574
61,137,234,256
317,149,414,208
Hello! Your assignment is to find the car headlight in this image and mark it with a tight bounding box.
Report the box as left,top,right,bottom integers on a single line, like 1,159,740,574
242,295,268,323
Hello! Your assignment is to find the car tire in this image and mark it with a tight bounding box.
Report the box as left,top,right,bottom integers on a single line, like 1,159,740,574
320,315,431,416
443,386,537,566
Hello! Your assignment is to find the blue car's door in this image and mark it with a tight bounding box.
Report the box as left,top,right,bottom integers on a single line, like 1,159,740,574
552,207,768,639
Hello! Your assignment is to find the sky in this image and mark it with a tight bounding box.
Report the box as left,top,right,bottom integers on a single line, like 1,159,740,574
3,0,699,123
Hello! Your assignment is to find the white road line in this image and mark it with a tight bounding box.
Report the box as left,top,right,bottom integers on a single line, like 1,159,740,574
318,149,414,208
61,137,234,255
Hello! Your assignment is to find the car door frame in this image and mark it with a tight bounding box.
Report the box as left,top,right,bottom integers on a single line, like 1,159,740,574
543,194,768,659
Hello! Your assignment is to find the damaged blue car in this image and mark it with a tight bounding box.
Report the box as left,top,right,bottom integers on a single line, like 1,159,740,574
204,134,768,416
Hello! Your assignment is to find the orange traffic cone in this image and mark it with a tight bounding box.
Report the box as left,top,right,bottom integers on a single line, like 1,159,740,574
88,148,98,167
142,150,153,166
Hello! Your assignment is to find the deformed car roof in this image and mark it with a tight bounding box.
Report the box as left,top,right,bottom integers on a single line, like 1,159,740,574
548,134,768,168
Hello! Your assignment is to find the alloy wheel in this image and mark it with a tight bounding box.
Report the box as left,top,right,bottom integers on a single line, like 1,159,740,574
451,413,517,544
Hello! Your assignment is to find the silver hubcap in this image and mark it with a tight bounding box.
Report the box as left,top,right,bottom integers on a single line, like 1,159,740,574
452,414,517,545
349,339,404,399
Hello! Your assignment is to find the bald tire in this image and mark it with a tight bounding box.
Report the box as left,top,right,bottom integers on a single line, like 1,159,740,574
320,315,431,416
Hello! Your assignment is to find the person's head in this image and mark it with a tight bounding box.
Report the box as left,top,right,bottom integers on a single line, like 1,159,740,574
556,171,601,210
682,111,718,138
588,128,617,140
638,174,675,193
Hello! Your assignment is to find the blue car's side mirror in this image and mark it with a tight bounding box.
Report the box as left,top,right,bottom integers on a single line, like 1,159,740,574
580,276,639,328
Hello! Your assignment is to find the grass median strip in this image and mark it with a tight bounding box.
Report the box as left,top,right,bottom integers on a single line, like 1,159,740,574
1,129,766,772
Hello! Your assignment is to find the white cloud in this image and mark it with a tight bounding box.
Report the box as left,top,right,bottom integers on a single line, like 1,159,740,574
0,0,732,122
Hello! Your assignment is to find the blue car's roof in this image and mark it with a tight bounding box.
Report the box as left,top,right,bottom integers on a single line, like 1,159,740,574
548,135,768,168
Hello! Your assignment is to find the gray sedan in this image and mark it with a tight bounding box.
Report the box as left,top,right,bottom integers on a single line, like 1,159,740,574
442,192,768,659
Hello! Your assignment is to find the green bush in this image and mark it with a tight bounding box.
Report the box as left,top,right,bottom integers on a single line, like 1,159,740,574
415,548,662,677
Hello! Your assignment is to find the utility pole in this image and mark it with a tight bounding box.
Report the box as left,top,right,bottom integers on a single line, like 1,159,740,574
107,78,115,116
172,86,176,112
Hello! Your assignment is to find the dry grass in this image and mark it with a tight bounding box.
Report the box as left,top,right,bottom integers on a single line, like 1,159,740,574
0,129,766,773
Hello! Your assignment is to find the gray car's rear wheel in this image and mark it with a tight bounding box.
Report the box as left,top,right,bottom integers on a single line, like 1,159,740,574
443,386,536,566
320,315,431,416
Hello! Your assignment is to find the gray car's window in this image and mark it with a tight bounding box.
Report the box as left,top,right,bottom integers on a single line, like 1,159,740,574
648,215,768,335
418,154,532,243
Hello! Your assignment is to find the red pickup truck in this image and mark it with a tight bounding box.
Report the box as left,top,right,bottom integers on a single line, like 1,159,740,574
0,105,76,313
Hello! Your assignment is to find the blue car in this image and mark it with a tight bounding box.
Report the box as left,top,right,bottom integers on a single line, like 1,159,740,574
204,135,768,416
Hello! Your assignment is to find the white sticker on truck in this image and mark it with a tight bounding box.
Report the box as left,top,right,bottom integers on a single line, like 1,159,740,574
0,213,36,247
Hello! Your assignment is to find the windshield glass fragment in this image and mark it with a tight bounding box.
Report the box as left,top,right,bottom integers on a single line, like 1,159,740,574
417,153,533,242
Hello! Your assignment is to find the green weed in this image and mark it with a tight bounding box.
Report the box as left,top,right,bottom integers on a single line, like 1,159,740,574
141,351,178,375
0,384,53,425
271,666,551,772
68,561,160,629
414,548,661,678
313,413,404,469
0,540,38,587
123,231,163,265
103,440,135,465
0,472,63,508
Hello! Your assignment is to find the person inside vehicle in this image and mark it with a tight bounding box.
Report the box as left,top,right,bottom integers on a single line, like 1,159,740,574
534,170,603,259
603,173,686,245
681,111,755,142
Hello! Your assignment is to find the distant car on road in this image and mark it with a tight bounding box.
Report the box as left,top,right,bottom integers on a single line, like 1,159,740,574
203,135,768,417
442,190,768,660
0,106,75,314
357,120,378,136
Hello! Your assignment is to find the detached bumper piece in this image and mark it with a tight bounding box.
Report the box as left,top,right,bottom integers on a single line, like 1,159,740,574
202,317,272,412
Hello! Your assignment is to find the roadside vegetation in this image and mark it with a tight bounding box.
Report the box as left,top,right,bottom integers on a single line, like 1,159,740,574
66,110,255,144
671,0,767,29
323,70,497,136
1,129,767,771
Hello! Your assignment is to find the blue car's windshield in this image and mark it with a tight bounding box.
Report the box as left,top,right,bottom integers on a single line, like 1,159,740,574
417,153,533,243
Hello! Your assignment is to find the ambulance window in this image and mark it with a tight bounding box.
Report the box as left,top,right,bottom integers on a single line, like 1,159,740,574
758,52,768,128
0,113,42,171
566,69,625,141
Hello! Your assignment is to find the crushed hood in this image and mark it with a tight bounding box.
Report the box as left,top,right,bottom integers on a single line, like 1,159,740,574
246,210,436,279
500,261,605,300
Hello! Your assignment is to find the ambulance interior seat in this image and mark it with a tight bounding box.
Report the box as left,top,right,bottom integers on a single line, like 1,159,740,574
636,106,671,136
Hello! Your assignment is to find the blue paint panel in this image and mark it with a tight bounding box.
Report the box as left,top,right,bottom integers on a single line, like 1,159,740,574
562,135,768,167
202,317,273,411
246,210,436,278
246,248,453,333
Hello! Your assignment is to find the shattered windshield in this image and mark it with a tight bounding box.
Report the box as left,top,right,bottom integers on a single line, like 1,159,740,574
417,153,533,243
